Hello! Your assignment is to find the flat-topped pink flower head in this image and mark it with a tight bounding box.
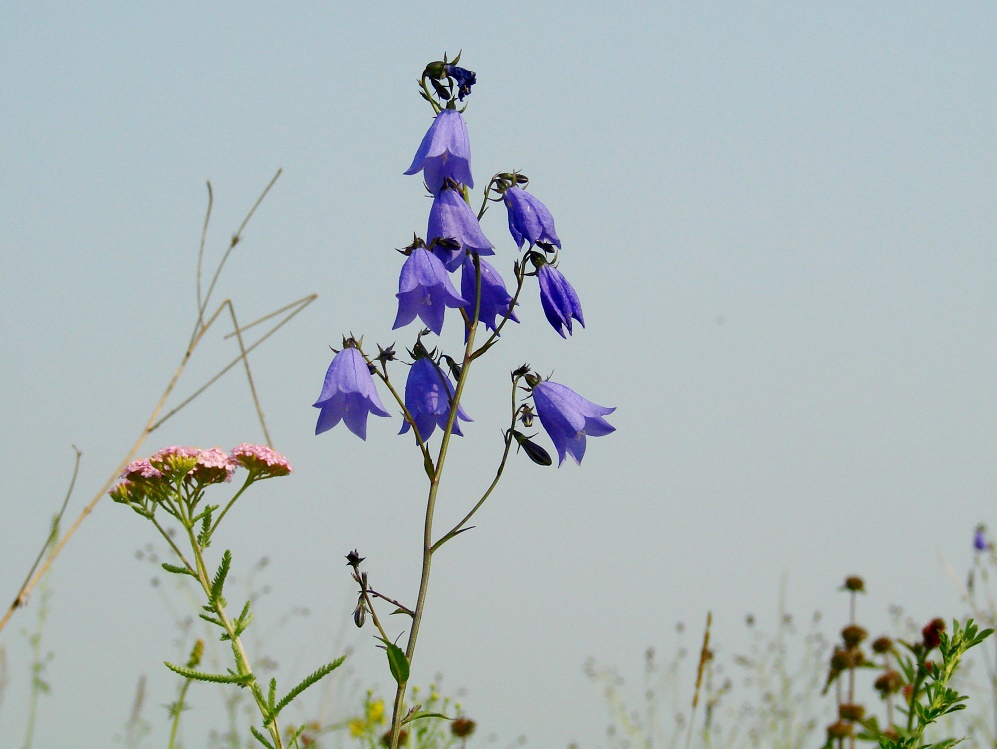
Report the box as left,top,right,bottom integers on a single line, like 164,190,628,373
192,447,237,485
120,460,163,482
230,443,293,479
149,445,202,476
109,479,135,503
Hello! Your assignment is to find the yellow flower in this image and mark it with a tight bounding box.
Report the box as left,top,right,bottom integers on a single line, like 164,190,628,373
348,718,366,738
367,699,385,724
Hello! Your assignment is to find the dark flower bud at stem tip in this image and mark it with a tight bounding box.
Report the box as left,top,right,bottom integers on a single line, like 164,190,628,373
841,624,868,647
843,575,865,592
451,717,476,738
423,61,447,79
922,618,945,650
510,430,552,466
838,703,865,721
346,549,365,568
871,636,893,654
826,721,853,740
874,670,904,695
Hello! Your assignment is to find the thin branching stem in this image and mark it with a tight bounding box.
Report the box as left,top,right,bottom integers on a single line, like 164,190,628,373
388,255,484,749
0,175,311,635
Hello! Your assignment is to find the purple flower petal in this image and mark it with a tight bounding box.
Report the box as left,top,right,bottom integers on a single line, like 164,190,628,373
428,187,494,271
460,256,518,335
503,186,561,249
313,347,390,439
399,357,472,440
532,381,615,466
537,264,584,338
404,109,473,194
392,248,466,335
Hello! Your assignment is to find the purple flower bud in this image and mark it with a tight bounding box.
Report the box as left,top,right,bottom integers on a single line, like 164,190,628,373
445,64,476,101
503,186,561,249
537,264,584,338
313,347,390,439
404,109,473,194
428,187,495,271
460,256,518,334
531,381,615,466
393,248,467,336
400,357,472,440
975,525,988,552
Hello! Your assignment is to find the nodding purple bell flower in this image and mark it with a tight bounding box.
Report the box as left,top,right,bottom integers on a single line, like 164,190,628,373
537,263,584,338
392,247,466,336
313,347,391,440
400,356,472,440
503,186,561,250
531,380,615,466
460,256,518,335
427,186,495,271
404,108,473,194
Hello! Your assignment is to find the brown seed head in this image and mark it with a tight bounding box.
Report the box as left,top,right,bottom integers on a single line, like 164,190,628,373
843,576,865,592
871,636,893,654
839,703,865,721
874,670,904,696
827,720,854,739
451,717,477,738
841,624,868,647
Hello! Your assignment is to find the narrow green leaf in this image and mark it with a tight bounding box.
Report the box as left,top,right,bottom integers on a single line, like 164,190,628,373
250,725,276,749
210,550,232,603
401,711,452,725
378,639,409,685
267,677,277,711
197,613,224,628
197,506,214,546
163,661,253,685
271,657,347,719
161,562,196,577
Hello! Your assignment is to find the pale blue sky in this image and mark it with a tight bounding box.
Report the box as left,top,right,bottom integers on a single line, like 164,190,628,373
2,3,996,746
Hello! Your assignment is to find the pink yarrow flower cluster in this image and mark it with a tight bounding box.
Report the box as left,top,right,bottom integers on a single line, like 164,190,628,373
112,444,291,499
230,443,294,478
120,459,163,481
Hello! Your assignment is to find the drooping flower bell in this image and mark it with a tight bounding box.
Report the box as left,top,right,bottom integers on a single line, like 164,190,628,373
313,345,390,439
503,186,561,250
460,255,518,334
531,380,615,466
393,247,466,335
537,263,584,338
427,185,495,271
405,108,474,194
400,356,472,440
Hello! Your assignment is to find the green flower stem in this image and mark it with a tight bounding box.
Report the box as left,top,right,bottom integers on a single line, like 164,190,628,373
389,289,482,749
149,515,195,574
168,676,194,749
432,379,523,553
184,523,283,749
208,478,254,537
370,359,434,474
471,261,528,358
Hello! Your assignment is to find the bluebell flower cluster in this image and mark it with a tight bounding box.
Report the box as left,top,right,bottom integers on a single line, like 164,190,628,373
314,55,615,465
